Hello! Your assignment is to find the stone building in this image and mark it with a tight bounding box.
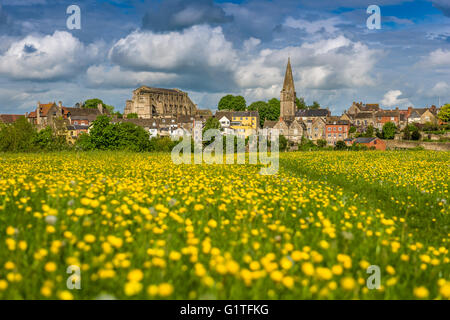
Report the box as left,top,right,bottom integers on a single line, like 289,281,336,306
124,86,199,119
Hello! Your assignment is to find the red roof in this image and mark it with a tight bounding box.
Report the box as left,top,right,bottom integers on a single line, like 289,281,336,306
0,114,24,124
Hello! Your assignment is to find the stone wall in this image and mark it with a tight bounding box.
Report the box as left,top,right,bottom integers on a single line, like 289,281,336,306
385,140,450,151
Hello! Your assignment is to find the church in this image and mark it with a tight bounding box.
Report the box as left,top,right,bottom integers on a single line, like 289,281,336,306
267,58,306,143
124,86,203,119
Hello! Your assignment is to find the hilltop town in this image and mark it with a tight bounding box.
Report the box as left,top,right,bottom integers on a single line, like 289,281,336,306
0,59,448,151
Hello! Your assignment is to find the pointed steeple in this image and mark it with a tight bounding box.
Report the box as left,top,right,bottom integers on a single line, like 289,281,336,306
280,58,297,120
283,57,295,92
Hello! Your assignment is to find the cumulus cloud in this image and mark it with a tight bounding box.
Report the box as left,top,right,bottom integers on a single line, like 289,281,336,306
428,82,450,97
420,49,450,68
381,90,412,107
0,31,101,81
109,26,237,73
142,0,232,31
104,26,381,96
86,65,178,89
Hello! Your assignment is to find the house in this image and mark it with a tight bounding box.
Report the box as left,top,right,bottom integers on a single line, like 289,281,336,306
63,103,106,126
347,102,380,115
295,109,330,122
305,117,326,142
66,125,90,144
27,102,65,130
407,106,438,124
352,137,386,150
353,112,376,129
260,120,278,141
215,111,234,135
325,119,350,145
230,111,259,138
0,114,23,125
273,119,306,142
375,110,401,130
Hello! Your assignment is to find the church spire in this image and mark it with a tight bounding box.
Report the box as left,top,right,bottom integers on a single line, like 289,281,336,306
283,57,295,92
280,58,297,120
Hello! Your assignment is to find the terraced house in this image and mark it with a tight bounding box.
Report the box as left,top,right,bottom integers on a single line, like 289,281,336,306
230,111,259,138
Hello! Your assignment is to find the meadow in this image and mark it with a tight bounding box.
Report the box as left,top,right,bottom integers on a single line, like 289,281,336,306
0,151,448,300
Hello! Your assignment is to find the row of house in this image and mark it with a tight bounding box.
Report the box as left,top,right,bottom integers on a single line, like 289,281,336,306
342,102,440,131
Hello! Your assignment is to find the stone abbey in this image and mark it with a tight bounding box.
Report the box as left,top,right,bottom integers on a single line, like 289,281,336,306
124,86,201,119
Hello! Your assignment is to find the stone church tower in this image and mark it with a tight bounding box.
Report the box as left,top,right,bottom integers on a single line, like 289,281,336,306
280,58,297,120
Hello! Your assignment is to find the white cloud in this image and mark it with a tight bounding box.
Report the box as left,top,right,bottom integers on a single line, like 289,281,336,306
86,65,178,89
283,16,348,34
107,26,381,95
381,90,413,107
109,25,238,73
0,31,101,81
428,81,450,97
420,49,450,68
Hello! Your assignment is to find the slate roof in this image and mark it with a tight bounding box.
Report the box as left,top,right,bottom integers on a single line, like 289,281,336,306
263,120,277,128
354,137,377,143
295,109,330,117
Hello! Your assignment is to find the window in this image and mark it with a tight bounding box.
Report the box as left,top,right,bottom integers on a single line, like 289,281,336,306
328,128,331,131
338,127,342,131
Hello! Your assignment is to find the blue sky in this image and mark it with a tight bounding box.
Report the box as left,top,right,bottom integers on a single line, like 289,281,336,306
0,0,449,115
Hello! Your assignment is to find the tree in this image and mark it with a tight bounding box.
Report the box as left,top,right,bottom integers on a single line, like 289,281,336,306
279,135,288,152
349,126,357,134
267,98,280,121
86,115,113,150
438,104,450,123
308,101,321,110
317,139,327,148
84,98,115,113
218,95,234,111
382,122,397,140
335,141,347,150
0,116,36,152
218,95,246,111
403,124,419,140
203,117,221,135
249,101,269,127
233,96,247,111
364,125,375,137
77,115,152,151
411,130,421,141
127,113,139,119
296,97,307,110
83,98,103,109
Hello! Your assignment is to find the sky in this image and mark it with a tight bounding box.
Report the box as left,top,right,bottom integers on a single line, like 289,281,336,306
0,0,449,115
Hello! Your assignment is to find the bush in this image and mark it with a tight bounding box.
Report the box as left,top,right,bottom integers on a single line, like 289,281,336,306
411,130,421,141
335,141,347,150
0,117,36,152
317,139,327,148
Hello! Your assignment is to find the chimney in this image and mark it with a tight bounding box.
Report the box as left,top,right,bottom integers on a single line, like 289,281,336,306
36,101,41,125
97,103,103,114
58,101,63,115
430,105,437,114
